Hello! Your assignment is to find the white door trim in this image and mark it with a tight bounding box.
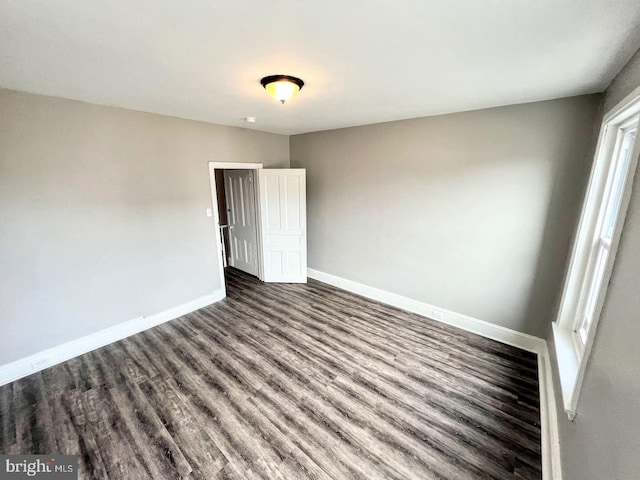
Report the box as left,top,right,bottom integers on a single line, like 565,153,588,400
208,162,264,295
210,162,264,170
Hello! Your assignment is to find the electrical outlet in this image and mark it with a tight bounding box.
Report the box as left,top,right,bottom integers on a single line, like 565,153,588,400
30,355,51,370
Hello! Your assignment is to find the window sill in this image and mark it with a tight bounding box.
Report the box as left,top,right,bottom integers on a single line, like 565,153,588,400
551,322,580,420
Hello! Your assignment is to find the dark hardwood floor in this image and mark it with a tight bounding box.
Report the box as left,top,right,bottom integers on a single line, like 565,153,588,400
0,268,541,479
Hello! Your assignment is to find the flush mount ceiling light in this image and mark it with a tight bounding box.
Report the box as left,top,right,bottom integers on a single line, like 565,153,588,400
260,75,304,104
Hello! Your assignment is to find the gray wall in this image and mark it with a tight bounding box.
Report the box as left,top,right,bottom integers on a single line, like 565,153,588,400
0,89,289,365
291,96,602,337
552,46,640,480
603,46,640,113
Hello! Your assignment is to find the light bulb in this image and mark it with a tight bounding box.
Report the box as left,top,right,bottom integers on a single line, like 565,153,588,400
261,75,304,104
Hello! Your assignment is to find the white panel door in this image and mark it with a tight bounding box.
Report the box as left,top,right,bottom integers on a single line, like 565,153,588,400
224,170,259,276
258,169,307,283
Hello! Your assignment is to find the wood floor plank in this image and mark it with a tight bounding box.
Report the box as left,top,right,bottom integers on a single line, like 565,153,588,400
0,382,15,449
11,373,58,455
0,267,542,479
106,381,193,479
138,377,227,479
84,385,153,479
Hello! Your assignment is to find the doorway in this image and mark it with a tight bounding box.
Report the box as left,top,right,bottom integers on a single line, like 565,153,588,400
208,162,263,296
215,168,260,277
208,162,308,296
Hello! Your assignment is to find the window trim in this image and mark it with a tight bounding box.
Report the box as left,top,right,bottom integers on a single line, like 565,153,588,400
553,86,640,420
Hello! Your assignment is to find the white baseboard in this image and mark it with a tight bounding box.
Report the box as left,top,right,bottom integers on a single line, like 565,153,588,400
0,289,225,387
538,342,563,480
307,267,562,480
308,268,545,353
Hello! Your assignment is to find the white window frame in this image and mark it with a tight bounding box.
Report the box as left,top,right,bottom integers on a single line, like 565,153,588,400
553,85,640,420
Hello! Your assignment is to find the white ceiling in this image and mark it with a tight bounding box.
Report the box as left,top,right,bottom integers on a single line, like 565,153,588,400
1,1,640,135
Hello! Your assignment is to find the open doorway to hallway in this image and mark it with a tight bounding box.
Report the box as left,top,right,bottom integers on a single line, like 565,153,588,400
208,162,308,295
214,168,260,277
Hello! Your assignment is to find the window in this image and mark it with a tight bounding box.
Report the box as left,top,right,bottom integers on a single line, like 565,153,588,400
574,125,637,350
553,87,640,419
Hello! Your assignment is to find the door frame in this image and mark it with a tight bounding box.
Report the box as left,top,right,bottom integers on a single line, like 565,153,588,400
208,162,264,297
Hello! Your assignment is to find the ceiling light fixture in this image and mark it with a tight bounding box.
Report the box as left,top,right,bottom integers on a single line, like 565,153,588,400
260,75,304,104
